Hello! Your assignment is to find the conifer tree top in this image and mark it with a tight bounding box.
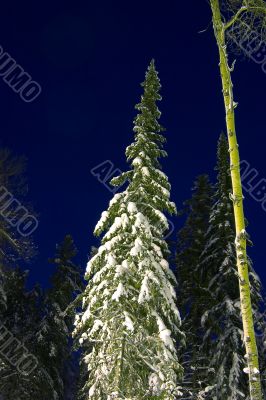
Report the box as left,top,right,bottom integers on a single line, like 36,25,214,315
75,61,183,399
128,60,166,167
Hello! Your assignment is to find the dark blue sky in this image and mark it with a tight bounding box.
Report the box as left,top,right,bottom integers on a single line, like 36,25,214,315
0,0,265,287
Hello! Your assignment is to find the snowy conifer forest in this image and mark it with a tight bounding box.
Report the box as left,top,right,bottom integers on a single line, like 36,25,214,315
1,0,266,399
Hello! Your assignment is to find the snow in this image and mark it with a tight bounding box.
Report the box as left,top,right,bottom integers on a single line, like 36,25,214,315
162,187,170,197
142,167,150,176
89,319,103,337
115,264,127,277
204,386,215,393
130,238,143,256
138,276,150,303
112,283,126,301
122,260,130,269
134,212,151,234
134,212,147,226
95,211,109,233
81,308,91,323
107,254,116,267
104,215,129,239
154,210,168,228
92,264,109,283
127,202,138,214
159,328,174,350
155,169,167,179
152,243,162,257
160,259,169,269
149,373,161,395
74,314,81,326
132,157,142,166
89,383,96,397
123,312,134,332
154,313,175,351
139,257,149,268
109,192,123,207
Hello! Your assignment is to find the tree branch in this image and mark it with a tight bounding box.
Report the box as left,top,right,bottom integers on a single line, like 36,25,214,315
224,6,248,30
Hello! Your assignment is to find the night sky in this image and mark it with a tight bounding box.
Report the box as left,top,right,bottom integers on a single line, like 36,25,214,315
0,0,265,288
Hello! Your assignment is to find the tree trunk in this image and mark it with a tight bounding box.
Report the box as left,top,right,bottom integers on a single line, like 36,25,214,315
210,1,262,399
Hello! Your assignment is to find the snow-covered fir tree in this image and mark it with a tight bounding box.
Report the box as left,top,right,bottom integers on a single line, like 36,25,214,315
36,235,84,400
0,235,84,400
74,60,184,399
175,175,213,398
197,133,262,400
75,247,98,400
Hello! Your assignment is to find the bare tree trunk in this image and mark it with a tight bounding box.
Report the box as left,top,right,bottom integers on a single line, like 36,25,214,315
210,1,262,399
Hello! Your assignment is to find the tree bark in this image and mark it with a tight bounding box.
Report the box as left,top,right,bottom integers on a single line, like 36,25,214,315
210,1,262,399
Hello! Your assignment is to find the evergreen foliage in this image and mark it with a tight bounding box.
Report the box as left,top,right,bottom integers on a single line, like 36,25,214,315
176,175,213,397
74,60,184,399
197,134,261,399
36,235,84,400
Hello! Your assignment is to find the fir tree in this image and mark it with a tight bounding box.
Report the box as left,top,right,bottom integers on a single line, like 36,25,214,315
0,148,36,264
176,174,213,318
0,148,36,315
74,60,184,399
175,175,213,397
36,235,84,400
198,134,262,399
0,267,42,399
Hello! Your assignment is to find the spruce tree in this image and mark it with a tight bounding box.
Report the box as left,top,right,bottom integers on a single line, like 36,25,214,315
198,134,262,399
0,148,36,263
176,175,213,397
0,267,42,399
0,148,36,314
176,175,213,317
74,60,184,399
36,235,84,400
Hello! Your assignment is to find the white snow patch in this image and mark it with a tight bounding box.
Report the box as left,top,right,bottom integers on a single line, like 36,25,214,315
138,275,150,303
112,282,126,301
142,167,150,176
130,238,143,256
95,210,109,232
152,243,162,257
89,383,97,397
149,373,161,395
89,319,103,337
160,259,169,269
127,202,138,214
132,157,142,166
81,308,91,323
107,254,116,267
154,313,175,351
123,312,134,332
109,193,122,207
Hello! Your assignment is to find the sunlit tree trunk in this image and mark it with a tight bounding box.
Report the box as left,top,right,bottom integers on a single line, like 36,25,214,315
210,1,262,399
